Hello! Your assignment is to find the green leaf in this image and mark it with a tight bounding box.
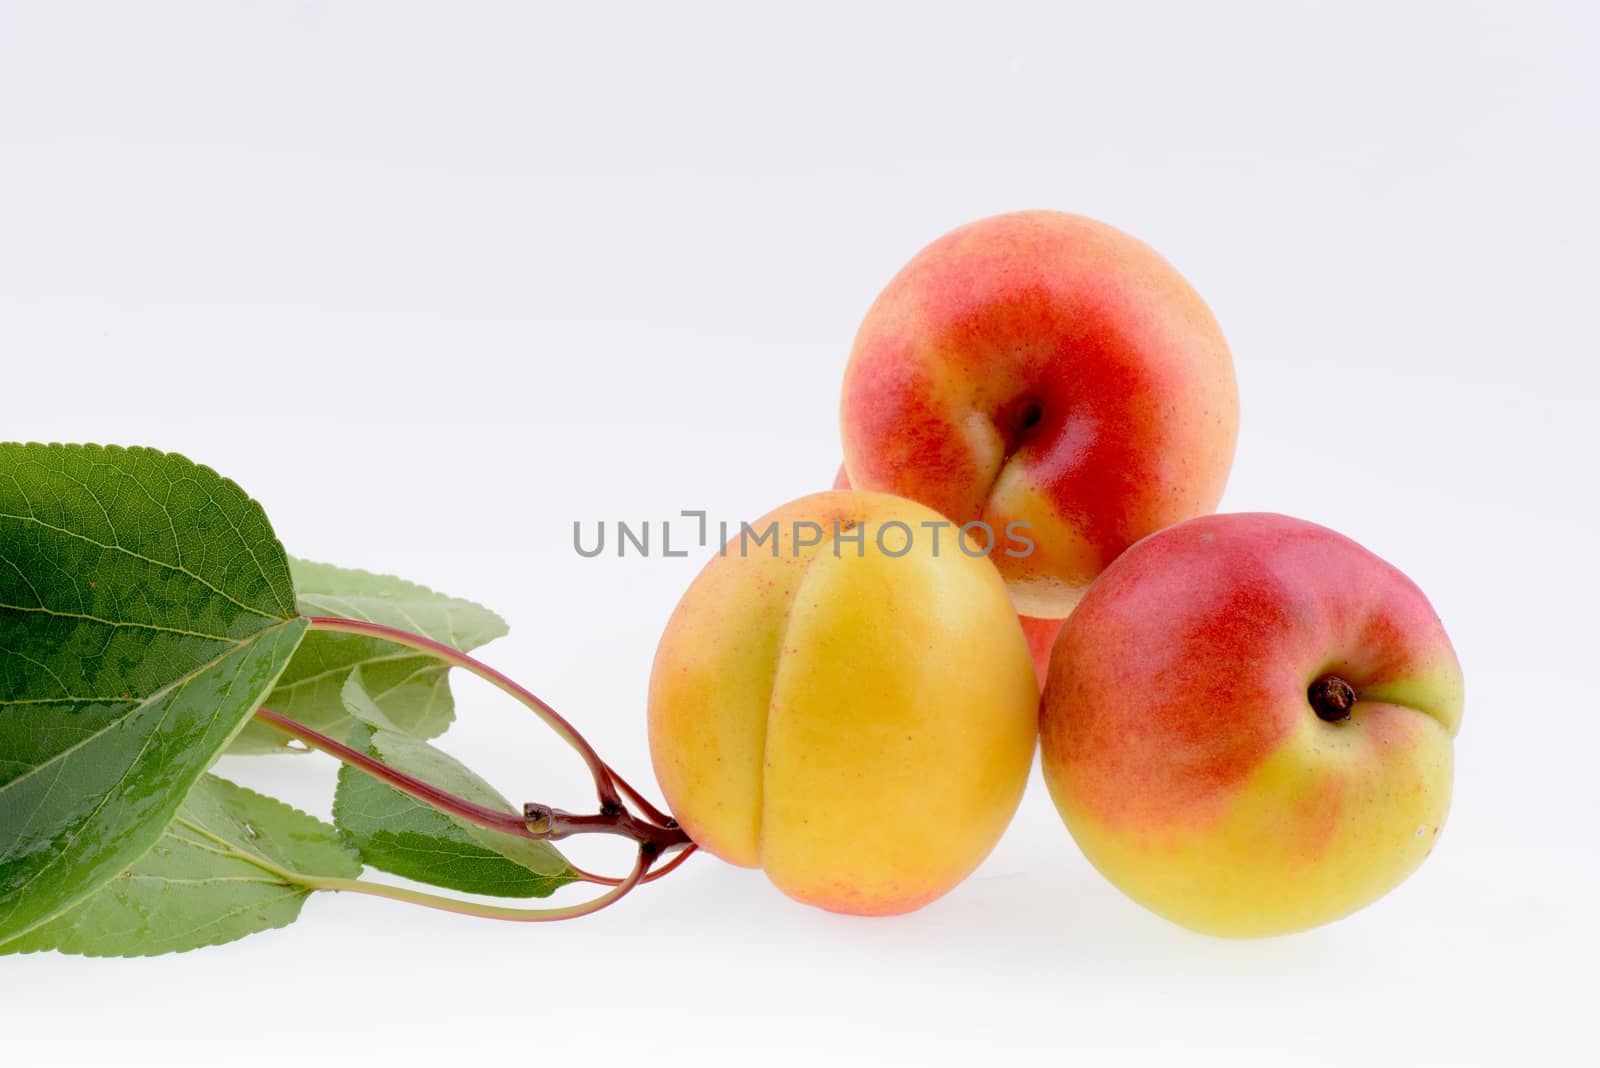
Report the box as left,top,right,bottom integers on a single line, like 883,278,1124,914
0,443,306,947
3,774,361,957
334,673,573,898
229,558,506,753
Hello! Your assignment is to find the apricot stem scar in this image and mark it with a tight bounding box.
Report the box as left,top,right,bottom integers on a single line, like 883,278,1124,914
1308,675,1357,722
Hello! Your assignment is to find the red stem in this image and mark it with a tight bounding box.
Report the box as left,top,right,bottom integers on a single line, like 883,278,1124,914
305,615,628,811
577,844,699,887
606,766,676,827
254,706,693,878
255,707,528,837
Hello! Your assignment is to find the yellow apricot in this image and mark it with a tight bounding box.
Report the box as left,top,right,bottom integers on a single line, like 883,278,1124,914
648,491,1038,915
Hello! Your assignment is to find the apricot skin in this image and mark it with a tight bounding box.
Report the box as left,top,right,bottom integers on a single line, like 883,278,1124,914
648,491,1039,916
833,463,1061,686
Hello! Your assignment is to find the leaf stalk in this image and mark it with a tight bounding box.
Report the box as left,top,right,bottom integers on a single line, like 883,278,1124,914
304,848,653,922
304,615,638,812
252,707,692,872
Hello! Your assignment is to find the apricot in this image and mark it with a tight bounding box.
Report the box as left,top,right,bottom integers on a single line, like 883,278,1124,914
648,491,1038,915
841,210,1238,618
1041,513,1464,936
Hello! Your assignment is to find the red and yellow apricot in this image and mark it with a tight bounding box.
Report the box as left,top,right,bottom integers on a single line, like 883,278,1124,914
648,491,1039,916
841,210,1238,618
1041,512,1464,936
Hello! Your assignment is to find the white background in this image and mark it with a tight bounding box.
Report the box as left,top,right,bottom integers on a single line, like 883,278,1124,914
3,2,1597,1064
